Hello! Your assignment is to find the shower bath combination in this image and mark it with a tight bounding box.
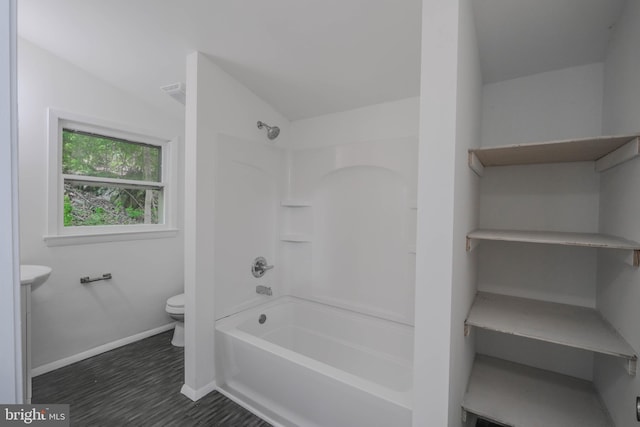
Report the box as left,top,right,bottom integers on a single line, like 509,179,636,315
257,121,280,140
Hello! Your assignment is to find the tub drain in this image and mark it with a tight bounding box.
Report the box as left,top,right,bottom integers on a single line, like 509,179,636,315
259,314,267,324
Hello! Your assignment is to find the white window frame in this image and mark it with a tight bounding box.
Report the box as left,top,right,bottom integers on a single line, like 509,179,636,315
44,109,178,246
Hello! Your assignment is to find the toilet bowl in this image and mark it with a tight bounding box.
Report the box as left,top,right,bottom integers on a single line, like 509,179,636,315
165,293,184,347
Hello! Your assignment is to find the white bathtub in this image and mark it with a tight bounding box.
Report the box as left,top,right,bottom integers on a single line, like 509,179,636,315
215,296,413,427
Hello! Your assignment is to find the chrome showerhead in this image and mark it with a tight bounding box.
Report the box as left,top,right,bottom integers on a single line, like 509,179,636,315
257,121,280,140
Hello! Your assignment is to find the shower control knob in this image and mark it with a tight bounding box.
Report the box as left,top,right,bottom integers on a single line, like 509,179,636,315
251,257,274,278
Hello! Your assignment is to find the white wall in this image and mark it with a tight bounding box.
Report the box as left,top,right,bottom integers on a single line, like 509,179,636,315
0,0,22,404
448,0,482,424
287,97,419,324
184,52,290,399
601,0,640,136
18,39,184,371
413,0,460,425
475,63,604,380
595,0,640,425
478,162,600,307
481,62,604,147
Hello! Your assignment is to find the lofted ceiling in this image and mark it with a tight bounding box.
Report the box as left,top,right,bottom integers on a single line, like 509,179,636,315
17,0,423,121
18,0,625,122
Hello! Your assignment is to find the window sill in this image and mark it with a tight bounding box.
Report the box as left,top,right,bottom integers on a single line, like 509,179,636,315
43,228,179,247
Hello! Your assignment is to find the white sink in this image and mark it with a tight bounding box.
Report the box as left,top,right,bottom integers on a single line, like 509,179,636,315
20,265,52,290
19,264,53,404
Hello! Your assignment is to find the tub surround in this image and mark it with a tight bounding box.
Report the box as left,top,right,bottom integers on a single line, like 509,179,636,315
284,136,418,325
186,54,420,418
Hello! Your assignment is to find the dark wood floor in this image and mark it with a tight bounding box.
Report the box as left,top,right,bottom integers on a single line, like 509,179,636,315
33,330,272,427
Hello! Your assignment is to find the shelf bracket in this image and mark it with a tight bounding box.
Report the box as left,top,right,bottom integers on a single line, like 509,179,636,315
464,323,471,337
628,357,637,376
595,137,640,173
461,408,467,423
466,237,479,252
468,152,484,177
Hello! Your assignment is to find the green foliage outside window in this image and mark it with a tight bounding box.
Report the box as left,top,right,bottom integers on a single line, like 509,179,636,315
62,129,162,227
62,129,161,181
63,194,73,226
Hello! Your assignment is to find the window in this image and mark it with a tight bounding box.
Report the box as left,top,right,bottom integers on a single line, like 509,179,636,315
62,129,163,226
46,110,177,245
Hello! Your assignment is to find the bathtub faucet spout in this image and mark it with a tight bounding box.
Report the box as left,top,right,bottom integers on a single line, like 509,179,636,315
256,285,272,296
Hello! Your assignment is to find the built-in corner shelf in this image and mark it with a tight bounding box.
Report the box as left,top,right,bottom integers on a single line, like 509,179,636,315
462,355,614,427
281,200,312,207
280,234,312,243
466,229,640,267
468,134,640,176
465,292,637,375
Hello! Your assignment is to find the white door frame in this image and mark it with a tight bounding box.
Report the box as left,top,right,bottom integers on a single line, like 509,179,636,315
0,0,23,404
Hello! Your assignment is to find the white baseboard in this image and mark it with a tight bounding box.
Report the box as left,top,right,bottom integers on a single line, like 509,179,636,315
32,322,176,377
181,380,217,401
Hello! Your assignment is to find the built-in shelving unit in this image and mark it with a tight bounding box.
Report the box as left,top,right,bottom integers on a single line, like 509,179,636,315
468,134,640,176
462,133,640,424
465,292,637,374
462,355,614,427
466,229,640,266
280,234,312,243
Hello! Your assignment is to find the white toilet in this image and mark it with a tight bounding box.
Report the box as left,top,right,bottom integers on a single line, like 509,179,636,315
165,293,185,347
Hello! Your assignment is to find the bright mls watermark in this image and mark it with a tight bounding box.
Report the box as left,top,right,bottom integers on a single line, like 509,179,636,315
0,405,69,427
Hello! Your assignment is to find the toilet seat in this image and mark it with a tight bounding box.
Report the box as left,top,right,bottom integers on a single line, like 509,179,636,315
165,293,184,315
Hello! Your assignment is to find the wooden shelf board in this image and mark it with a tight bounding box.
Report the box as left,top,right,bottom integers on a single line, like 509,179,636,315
469,134,639,168
466,292,636,361
462,355,614,427
467,229,640,251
